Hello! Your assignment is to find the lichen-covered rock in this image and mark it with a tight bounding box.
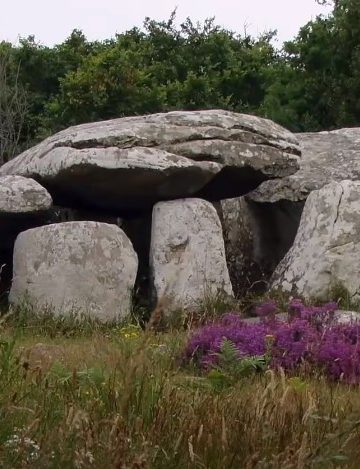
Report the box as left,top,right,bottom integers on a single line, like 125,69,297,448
0,175,52,215
244,310,360,325
10,221,138,321
0,176,53,296
0,110,300,210
235,128,360,285
150,198,233,312
271,180,360,300
250,127,360,203
335,310,360,324
0,175,52,251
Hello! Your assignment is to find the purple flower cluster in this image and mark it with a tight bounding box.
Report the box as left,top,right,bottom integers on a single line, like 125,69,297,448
184,300,360,383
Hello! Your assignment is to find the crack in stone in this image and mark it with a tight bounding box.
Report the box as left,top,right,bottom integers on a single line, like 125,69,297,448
154,119,300,153
49,134,298,155
331,184,344,240
325,240,354,252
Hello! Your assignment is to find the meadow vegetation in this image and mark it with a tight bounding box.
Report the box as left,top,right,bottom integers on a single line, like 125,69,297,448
1,295,360,468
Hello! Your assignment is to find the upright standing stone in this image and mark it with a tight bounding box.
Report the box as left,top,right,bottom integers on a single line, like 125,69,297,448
150,198,233,312
271,180,360,301
10,221,138,321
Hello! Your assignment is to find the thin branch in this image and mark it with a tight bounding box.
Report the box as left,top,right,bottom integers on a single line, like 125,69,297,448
0,50,29,164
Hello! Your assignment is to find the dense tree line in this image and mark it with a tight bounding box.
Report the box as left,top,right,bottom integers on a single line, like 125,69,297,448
0,0,359,161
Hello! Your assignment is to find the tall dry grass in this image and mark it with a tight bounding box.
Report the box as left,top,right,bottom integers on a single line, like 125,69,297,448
0,315,360,468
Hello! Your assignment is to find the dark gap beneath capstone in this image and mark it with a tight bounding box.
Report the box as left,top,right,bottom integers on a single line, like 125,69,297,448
34,166,213,211
214,199,269,298
0,213,51,307
195,166,268,201
0,248,12,308
246,199,306,279
121,212,153,321
33,164,274,213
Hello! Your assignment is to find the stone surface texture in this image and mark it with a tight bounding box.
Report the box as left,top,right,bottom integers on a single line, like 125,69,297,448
250,127,360,203
234,128,360,285
10,221,138,321
271,180,360,300
0,110,300,210
0,175,52,214
150,198,233,312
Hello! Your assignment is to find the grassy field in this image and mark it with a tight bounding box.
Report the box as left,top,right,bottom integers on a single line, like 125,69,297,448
1,311,360,468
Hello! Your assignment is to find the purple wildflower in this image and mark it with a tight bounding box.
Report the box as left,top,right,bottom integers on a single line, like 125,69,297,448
255,300,278,318
184,299,360,384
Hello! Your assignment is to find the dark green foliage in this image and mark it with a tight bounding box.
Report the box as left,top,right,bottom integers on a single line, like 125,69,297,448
263,0,360,131
2,0,360,156
1,31,104,145
0,13,277,148
44,16,277,132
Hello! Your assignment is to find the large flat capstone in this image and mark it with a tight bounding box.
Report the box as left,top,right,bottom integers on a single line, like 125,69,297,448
0,110,300,210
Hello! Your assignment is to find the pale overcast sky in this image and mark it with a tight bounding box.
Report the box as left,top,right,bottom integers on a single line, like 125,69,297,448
1,0,332,46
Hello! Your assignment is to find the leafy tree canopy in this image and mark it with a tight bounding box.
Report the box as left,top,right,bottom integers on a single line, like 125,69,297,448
2,0,360,158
